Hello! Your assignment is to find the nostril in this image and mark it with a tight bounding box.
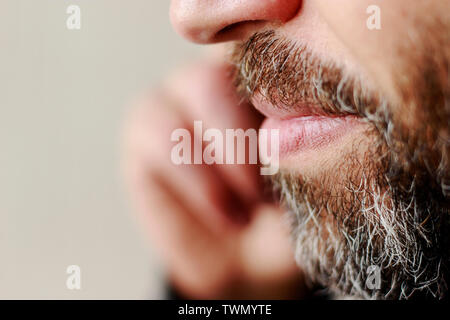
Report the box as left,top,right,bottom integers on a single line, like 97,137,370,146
217,21,251,36
214,20,268,42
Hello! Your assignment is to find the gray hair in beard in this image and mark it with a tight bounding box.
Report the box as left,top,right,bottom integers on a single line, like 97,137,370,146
232,30,449,299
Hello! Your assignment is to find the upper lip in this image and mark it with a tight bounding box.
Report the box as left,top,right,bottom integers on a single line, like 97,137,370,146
250,92,354,120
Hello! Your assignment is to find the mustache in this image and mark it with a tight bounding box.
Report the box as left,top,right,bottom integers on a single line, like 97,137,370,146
231,30,450,196
231,30,389,121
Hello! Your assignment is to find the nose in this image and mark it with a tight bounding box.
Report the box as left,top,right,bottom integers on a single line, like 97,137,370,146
170,0,302,44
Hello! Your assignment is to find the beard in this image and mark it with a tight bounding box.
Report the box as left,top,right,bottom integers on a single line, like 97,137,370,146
231,29,449,299
272,138,448,300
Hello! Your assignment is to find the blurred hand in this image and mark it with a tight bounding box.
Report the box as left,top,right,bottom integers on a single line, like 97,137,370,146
124,59,305,299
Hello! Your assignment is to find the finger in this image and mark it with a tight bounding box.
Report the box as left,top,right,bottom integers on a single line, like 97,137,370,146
165,62,265,205
126,156,239,295
124,91,249,233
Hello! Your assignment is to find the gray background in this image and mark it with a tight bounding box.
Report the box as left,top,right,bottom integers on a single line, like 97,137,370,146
0,0,201,299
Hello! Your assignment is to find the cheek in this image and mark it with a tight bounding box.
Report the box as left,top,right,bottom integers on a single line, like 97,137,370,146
313,0,412,111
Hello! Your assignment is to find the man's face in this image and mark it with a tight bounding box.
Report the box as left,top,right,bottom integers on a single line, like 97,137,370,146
170,0,449,299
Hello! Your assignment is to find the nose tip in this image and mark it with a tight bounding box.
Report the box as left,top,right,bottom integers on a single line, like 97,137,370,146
170,0,302,44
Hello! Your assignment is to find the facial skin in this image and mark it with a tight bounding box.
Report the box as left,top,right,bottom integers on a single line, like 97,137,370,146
230,25,448,298
166,0,450,299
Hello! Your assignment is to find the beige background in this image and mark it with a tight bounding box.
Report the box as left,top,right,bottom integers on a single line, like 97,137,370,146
0,0,201,299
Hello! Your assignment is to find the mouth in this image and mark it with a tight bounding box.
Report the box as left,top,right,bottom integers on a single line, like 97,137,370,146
251,93,361,159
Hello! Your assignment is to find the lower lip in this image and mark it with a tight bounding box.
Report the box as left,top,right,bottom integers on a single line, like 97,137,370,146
261,116,359,158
